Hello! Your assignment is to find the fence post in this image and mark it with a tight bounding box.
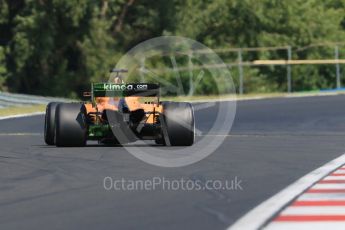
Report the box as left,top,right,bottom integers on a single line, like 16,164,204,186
287,46,292,93
238,49,243,94
188,52,194,96
139,57,146,82
335,46,341,89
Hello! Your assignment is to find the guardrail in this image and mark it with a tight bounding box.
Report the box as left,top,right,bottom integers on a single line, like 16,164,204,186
0,92,69,108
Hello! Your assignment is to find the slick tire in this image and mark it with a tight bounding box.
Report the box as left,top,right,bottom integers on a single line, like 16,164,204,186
44,102,59,145
55,103,88,147
162,102,195,146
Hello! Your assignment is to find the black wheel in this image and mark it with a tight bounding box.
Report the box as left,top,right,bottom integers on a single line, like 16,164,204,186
44,102,59,145
162,102,195,146
55,103,88,147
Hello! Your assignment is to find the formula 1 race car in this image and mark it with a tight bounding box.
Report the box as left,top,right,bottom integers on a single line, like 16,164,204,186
44,70,195,147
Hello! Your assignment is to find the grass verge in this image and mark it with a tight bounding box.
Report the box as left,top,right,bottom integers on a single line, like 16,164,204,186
161,91,345,102
0,104,46,117
1,90,344,117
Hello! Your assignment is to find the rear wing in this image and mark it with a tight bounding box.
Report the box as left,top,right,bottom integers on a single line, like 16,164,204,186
91,83,160,97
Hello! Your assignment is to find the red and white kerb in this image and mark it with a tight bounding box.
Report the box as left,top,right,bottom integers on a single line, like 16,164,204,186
265,165,345,229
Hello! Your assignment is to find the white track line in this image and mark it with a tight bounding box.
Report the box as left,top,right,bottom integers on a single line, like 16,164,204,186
0,112,44,120
0,133,42,136
228,153,345,230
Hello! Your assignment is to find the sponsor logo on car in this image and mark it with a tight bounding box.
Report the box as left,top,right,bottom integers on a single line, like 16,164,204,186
103,84,148,91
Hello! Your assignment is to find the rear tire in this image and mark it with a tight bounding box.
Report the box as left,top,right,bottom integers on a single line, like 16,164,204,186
55,103,88,147
44,102,59,145
162,102,195,146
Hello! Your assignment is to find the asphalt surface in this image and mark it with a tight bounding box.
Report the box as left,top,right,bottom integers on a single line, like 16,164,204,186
1,95,345,230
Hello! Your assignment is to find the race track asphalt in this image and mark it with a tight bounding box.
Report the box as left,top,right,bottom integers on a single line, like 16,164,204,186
1,95,345,230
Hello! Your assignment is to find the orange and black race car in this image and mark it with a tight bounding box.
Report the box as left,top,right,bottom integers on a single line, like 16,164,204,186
44,70,195,147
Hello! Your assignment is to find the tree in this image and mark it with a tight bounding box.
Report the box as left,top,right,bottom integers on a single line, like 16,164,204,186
0,0,345,96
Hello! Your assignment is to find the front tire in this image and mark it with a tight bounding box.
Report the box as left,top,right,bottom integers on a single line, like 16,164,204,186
162,102,195,146
55,103,88,147
44,102,59,145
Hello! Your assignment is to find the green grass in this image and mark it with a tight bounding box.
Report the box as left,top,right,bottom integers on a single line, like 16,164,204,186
1,90,344,117
161,92,289,102
161,90,345,102
0,104,46,117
